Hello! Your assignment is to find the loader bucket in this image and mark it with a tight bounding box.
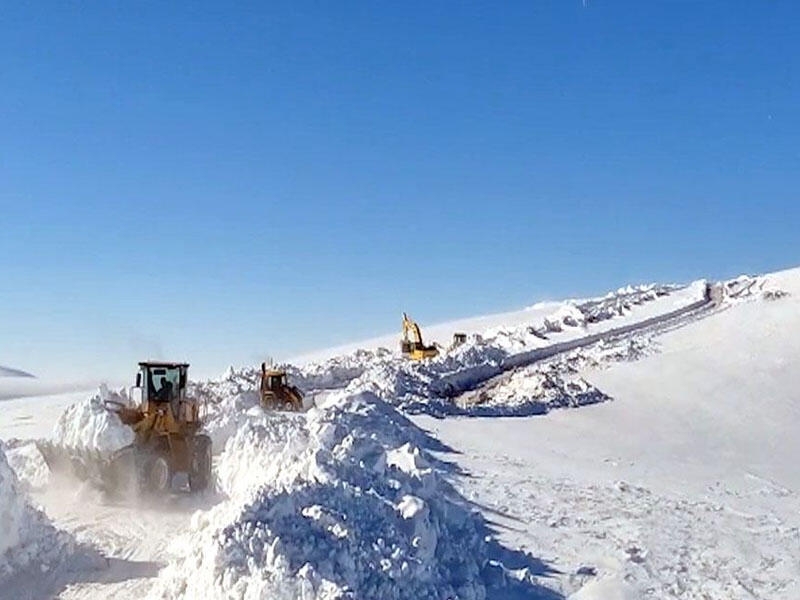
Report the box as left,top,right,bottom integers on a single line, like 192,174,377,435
35,440,138,494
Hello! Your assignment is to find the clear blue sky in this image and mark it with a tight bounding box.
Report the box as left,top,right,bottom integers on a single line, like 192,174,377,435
2,2,798,382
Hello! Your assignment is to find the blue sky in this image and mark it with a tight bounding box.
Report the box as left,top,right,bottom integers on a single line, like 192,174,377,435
1,2,799,382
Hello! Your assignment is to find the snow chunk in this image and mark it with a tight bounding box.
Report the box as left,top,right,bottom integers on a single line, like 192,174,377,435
50,385,134,454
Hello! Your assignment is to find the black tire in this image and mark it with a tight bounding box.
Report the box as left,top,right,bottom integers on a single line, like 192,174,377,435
189,435,212,492
141,453,172,494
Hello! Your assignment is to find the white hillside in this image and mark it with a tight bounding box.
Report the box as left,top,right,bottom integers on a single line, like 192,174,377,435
424,267,799,598
289,283,685,365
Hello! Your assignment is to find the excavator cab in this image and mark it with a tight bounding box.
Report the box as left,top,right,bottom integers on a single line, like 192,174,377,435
401,312,440,360
260,363,304,411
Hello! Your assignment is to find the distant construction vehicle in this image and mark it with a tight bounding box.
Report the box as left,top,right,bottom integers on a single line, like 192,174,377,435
38,361,212,494
451,332,467,349
260,363,304,411
401,312,440,360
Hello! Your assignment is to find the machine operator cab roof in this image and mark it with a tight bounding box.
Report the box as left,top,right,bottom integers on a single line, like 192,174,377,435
262,368,288,391
136,362,190,405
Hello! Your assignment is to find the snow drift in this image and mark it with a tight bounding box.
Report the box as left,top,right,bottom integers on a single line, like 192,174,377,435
0,442,78,583
150,392,551,599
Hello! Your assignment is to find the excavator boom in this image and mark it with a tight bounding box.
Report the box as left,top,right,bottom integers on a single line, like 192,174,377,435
400,312,439,360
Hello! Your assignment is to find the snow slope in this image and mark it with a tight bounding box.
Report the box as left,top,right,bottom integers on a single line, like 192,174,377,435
0,391,93,441
418,268,799,598
288,283,684,365
0,442,102,593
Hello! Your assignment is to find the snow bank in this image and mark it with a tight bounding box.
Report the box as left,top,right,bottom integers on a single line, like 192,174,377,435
150,392,548,599
452,335,656,417
169,281,705,427
3,440,50,490
50,385,134,454
0,442,78,583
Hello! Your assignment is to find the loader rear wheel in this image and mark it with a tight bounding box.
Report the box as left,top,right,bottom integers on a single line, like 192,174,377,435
189,435,212,492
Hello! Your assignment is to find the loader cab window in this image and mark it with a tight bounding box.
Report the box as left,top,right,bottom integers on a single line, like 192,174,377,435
147,366,181,403
268,374,285,389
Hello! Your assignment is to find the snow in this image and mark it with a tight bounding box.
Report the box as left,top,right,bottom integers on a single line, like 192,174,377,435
0,441,91,587
288,283,683,365
50,385,135,455
413,269,799,598
276,280,709,418
150,390,553,599
0,390,88,441
0,269,797,599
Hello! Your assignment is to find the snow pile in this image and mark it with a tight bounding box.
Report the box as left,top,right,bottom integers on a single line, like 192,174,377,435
150,392,548,599
190,370,264,454
718,273,790,304
285,348,394,391
50,385,134,454
0,442,78,583
3,440,50,490
451,336,655,417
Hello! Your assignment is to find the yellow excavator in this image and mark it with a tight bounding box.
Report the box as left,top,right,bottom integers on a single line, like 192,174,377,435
260,363,304,411
401,312,440,360
38,361,212,494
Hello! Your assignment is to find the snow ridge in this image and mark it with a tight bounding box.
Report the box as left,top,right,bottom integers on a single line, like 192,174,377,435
150,392,554,599
0,442,84,585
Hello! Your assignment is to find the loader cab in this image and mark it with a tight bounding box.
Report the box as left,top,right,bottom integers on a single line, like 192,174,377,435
263,369,287,391
131,362,199,424
136,362,189,404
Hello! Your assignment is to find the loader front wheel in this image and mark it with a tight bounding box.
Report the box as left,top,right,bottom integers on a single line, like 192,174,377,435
144,455,172,494
189,435,212,492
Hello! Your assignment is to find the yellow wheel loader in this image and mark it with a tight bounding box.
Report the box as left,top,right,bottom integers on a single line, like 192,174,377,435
38,362,212,495
260,363,304,411
401,312,440,360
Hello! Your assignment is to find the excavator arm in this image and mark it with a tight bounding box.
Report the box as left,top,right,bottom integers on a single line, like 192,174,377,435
402,312,425,345
401,312,439,360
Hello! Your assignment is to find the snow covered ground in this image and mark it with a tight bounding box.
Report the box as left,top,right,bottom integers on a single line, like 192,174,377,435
417,268,800,598
0,270,797,599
